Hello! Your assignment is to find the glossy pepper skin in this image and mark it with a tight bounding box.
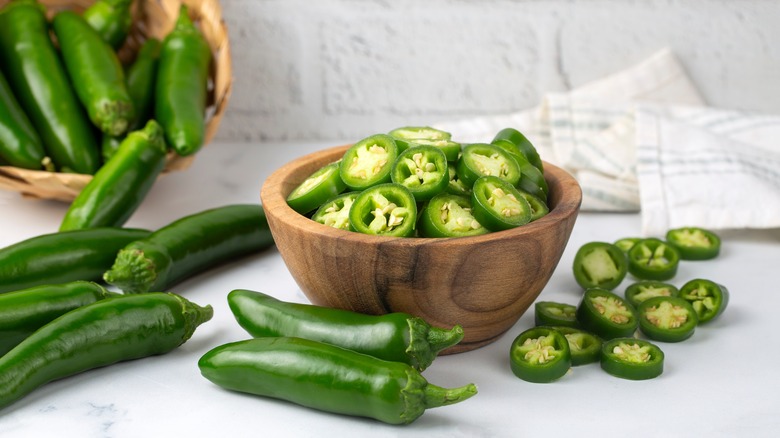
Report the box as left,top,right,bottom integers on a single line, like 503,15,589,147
0,292,212,410
198,337,478,425
0,69,48,170
83,0,133,50
0,227,150,294
104,204,274,294
156,5,211,156
0,0,100,174
53,10,135,136
227,289,464,371
102,38,162,162
0,281,115,356
60,120,168,231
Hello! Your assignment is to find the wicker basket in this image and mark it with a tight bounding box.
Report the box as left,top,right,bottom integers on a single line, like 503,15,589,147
0,0,232,201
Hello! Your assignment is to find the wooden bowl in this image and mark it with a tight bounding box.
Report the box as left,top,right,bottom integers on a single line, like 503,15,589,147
260,145,582,353
0,0,231,201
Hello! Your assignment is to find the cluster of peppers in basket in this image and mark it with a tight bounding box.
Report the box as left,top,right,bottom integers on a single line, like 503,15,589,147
510,226,728,382
287,126,550,237
0,0,211,231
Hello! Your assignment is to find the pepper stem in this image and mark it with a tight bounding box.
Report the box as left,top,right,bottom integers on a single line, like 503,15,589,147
103,248,159,294
423,382,478,409
427,324,465,355
407,318,464,371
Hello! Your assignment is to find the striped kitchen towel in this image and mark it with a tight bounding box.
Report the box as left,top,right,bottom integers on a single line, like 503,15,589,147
435,48,780,234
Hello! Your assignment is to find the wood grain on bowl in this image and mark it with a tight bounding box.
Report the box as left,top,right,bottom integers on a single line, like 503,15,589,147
261,145,582,353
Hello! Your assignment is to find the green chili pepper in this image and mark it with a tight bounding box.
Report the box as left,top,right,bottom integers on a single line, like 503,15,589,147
534,301,579,328
637,296,698,343
600,338,664,380
83,0,133,50
103,204,274,294
390,145,449,201
228,289,464,371
53,10,135,136
510,327,571,383
199,337,477,425
491,139,548,201
492,127,544,173
418,193,488,238
665,227,721,260
572,242,628,291
456,143,521,188
548,326,602,366
0,292,212,410
470,175,532,231
0,0,100,174
678,278,729,324
60,120,168,231
311,192,359,230
102,38,162,162
287,161,347,215
576,288,638,340
348,183,417,237
624,281,679,308
339,134,399,191
627,238,680,281
156,5,211,156
0,281,115,356
0,227,150,294
0,69,48,170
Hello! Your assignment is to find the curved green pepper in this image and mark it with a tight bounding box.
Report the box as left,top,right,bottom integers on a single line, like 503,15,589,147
678,278,729,324
624,281,679,309
534,301,578,328
103,204,274,294
510,327,571,383
227,289,464,371
627,238,680,281
572,242,628,291
311,191,360,230
492,127,544,173
0,227,150,294
637,296,698,343
53,10,135,136
390,145,449,201
83,0,133,50
287,161,346,215
418,193,488,238
456,143,521,188
0,281,114,356
0,0,100,174
60,120,168,231
576,288,638,340
156,5,211,156
0,292,212,410
665,227,721,260
600,338,664,380
339,134,399,191
348,183,417,237
548,326,602,366
0,69,47,170
199,337,477,425
470,176,532,231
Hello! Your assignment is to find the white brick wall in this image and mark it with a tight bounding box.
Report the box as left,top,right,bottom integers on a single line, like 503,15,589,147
215,0,780,142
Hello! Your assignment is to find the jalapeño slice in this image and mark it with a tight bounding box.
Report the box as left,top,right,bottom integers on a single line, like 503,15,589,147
678,279,729,324
601,338,664,380
637,296,698,343
624,281,679,309
576,288,638,340
470,176,532,231
390,145,449,201
534,301,578,328
339,134,399,191
311,192,360,231
665,227,721,260
549,326,602,366
572,242,628,291
418,193,488,238
348,183,417,237
492,127,544,173
456,143,521,188
510,327,571,383
286,161,346,215
627,238,680,281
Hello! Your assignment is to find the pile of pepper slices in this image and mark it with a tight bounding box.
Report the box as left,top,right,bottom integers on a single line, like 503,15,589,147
287,126,550,237
511,226,728,382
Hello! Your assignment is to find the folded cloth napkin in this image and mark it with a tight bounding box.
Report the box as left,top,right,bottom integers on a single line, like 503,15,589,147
434,48,780,235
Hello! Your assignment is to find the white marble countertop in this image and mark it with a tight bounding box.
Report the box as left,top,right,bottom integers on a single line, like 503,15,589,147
0,141,778,437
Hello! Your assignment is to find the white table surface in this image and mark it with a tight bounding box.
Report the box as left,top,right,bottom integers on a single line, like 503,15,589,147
0,141,778,438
